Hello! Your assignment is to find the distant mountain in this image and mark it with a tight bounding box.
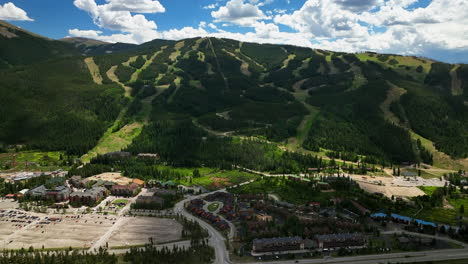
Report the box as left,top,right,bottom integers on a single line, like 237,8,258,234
0,20,79,68
60,37,109,47
60,37,141,56
0,24,467,169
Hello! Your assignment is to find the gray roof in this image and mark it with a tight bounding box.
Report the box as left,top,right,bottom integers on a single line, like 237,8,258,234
315,233,365,242
28,185,47,196
137,195,164,204
71,187,106,198
253,236,302,246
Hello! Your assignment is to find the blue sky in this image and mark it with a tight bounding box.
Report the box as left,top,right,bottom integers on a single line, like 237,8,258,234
1,0,467,63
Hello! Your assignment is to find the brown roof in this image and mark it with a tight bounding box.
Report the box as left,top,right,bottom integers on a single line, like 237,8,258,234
133,179,145,185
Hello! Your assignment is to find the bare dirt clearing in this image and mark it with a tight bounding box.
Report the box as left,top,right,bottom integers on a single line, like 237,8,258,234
348,174,447,199
82,172,133,185
107,217,182,247
84,57,103,85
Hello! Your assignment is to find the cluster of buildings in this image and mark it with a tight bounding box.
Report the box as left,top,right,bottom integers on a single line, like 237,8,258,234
24,174,144,206
28,185,71,202
103,151,160,160
371,213,437,228
111,183,140,197
252,233,367,255
69,187,108,206
8,170,67,183
253,237,305,254
205,192,236,220
370,212,460,233
186,199,230,230
134,188,178,209
315,233,367,250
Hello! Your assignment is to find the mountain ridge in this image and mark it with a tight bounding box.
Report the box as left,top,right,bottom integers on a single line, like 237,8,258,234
0,21,467,171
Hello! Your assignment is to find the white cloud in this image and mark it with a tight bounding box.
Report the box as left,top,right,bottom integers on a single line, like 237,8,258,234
105,0,165,13
203,3,218,10
70,0,468,62
73,0,162,33
68,29,103,39
271,0,468,62
212,0,268,26
333,0,383,12
274,0,369,38
0,2,33,21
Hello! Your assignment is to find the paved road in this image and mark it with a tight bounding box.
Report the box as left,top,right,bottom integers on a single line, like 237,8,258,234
382,230,468,248
88,189,147,252
174,191,232,264
173,178,468,264
248,249,468,264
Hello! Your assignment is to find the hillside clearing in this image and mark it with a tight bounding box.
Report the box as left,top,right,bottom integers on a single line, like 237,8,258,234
281,54,296,69
410,131,468,171
130,47,166,82
380,82,407,125
450,64,463,96
223,49,251,76
80,121,143,163
84,57,103,85
122,56,138,67
106,65,132,98
169,41,185,61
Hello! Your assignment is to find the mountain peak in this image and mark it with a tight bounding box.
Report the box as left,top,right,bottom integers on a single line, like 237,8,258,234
60,37,109,47
0,20,48,40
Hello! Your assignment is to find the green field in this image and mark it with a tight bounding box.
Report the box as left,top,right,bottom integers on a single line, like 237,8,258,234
419,186,439,196
208,202,219,212
231,177,336,205
113,199,129,204
177,169,257,190
0,150,68,171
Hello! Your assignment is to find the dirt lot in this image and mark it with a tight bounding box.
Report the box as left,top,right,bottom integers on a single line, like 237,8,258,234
82,172,133,186
1,214,115,249
0,209,181,250
107,217,182,247
348,174,437,198
356,181,425,198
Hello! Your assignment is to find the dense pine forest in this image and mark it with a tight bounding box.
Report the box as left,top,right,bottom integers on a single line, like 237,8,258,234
0,20,467,170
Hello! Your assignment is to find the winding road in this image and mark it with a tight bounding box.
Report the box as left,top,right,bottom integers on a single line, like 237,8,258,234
173,179,468,264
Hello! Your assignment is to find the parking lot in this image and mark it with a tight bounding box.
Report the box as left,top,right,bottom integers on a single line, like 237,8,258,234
107,217,182,247
0,207,182,250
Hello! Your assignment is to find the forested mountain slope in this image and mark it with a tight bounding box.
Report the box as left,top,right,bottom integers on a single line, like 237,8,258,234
0,23,466,169
0,21,80,69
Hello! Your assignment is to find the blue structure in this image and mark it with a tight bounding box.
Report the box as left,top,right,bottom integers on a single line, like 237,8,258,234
414,219,437,228
370,212,387,218
391,213,412,223
371,212,437,228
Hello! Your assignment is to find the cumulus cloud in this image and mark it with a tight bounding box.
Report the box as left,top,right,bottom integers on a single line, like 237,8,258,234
333,0,383,12
70,0,468,62
68,29,103,39
212,0,268,26
73,0,162,32
0,2,33,21
274,0,369,38
203,3,218,10
72,0,165,43
105,0,165,13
